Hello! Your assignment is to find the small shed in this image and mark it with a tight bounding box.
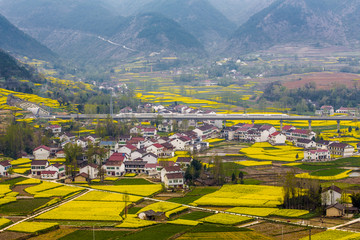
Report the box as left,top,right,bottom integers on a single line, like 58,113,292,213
326,203,345,217
138,210,166,221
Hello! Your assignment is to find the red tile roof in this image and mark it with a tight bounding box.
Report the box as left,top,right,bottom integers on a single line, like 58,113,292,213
108,153,125,162
271,132,280,137
0,161,11,167
152,143,164,148
33,145,51,152
124,144,137,150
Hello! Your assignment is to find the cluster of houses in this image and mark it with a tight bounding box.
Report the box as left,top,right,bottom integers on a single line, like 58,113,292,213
222,123,356,161
2,120,221,189
316,106,358,116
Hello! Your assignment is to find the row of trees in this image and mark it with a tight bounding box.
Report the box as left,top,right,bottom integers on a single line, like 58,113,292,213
262,81,360,113
0,120,50,159
282,170,321,211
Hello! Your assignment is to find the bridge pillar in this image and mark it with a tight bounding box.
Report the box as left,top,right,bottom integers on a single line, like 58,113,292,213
280,120,283,132
337,120,341,132
308,120,312,131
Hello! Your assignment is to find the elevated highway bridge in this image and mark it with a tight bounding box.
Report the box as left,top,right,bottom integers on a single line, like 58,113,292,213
42,113,358,131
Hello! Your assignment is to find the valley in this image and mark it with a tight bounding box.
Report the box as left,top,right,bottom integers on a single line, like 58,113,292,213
1,0,360,239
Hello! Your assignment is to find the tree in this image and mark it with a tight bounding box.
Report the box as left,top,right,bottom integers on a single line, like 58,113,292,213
350,193,360,209
296,153,299,160
122,191,130,219
348,126,353,133
213,156,224,186
64,143,83,178
238,171,244,184
231,172,237,183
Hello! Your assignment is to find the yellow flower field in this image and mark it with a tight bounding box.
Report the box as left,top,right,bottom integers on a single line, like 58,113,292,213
137,201,181,214
282,163,302,166
36,201,127,221
13,168,30,174
15,178,41,185
10,158,32,166
115,214,157,228
168,219,199,226
200,213,252,225
165,206,189,218
0,185,13,199
193,184,283,208
299,230,360,240
295,170,352,181
8,222,59,233
75,191,142,203
25,182,63,195
271,209,309,217
0,88,60,109
235,160,272,167
227,207,279,217
33,185,83,198
91,185,162,196
0,218,11,228
241,142,304,162
203,138,225,144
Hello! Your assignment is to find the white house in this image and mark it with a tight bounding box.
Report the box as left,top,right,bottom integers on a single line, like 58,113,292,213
170,138,186,150
124,161,147,173
268,132,286,145
60,132,75,142
296,139,317,149
33,145,51,160
55,150,66,158
100,140,119,154
304,149,330,162
316,140,331,150
46,125,62,134
164,173,184,188
75,138,88,149
146,144,164,157
119,144,137,156
103,161,125,176
142,153,158,164
321,185,342,206
80,164,99,179
328,142,354,157
45,163,66,178
145,163,161,176
31,160,49,176
41,171,58,180
131,149,146,160
290,129,316,140
0,161,12,177
161,166,182,182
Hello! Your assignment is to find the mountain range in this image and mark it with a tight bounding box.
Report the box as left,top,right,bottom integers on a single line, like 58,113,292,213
1,0,360,62
227,0,360,54
0,13,56,60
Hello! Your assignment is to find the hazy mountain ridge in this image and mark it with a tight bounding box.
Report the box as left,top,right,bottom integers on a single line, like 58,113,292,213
138,0,236,50
0,13,56,61
227,0,360,54
0,0,204,62
209,0,276,25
